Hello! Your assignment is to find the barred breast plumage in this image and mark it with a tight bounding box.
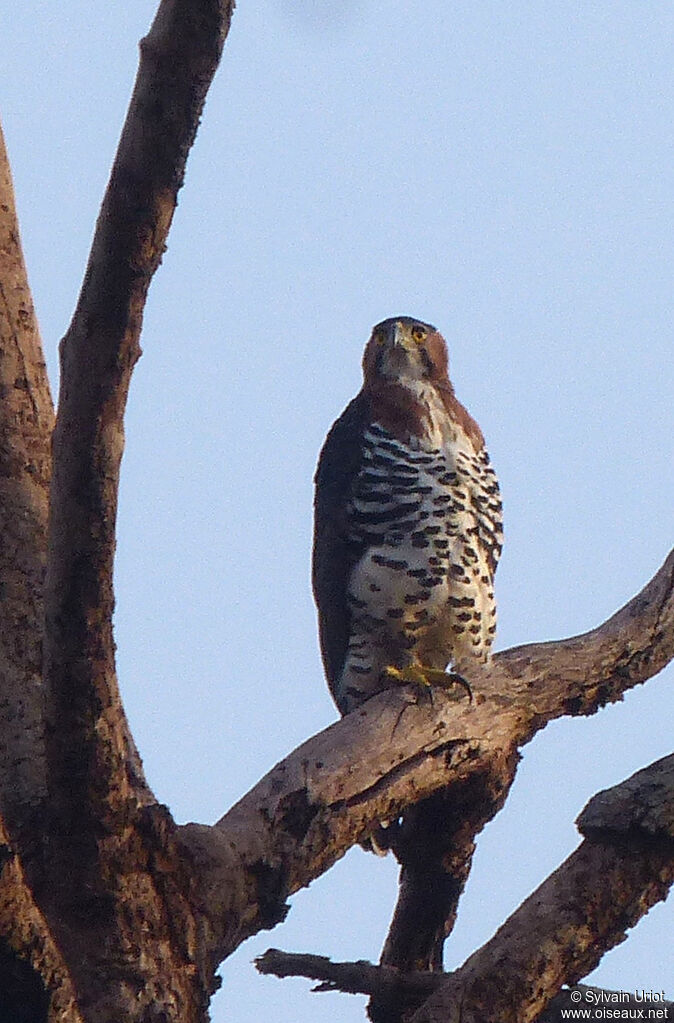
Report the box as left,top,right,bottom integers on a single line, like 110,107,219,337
313,316,502,715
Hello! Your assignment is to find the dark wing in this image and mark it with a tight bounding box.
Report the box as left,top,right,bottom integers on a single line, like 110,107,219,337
312,391,371,704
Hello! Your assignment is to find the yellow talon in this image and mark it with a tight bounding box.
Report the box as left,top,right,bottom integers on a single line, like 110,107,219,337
382,664,472,703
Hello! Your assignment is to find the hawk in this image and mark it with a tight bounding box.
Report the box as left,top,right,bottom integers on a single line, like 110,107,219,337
313,316,502,716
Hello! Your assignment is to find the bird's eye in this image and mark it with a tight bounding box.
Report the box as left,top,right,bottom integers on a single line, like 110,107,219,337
374,332,385,345
412,328,427,343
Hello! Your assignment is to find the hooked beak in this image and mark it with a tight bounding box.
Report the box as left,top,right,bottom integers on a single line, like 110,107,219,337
376,320,418,378
389,320,414,353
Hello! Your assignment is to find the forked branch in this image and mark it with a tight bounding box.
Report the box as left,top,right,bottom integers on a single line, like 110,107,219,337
411,754,674,1023
22,2,237,1019
180,548,674,966
256,950,674,1023
44,0,235,828
255,755,674,1023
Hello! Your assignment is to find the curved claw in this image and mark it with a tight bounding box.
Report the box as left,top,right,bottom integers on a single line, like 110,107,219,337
382,664,473,703
441,670,473,703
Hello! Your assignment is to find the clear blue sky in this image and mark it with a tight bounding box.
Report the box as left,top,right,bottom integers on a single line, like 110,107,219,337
3,2,672,1020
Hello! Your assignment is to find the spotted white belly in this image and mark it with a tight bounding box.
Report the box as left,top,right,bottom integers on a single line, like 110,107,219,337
335,420,500,713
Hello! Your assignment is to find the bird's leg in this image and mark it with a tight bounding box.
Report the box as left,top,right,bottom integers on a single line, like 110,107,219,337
382,664,472,703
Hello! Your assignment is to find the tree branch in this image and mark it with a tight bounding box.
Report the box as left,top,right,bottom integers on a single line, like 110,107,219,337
374,540,674,998
179,548,674,966
30,2,236,1019
44,0,235,828
254,758,674,1023
255,949,439,1003
0,122,54,821
254,953,674,1022
410,755,674,1023
0,121,73,1019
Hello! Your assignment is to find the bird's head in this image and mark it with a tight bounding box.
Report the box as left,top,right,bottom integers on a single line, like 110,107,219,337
362,316,449,387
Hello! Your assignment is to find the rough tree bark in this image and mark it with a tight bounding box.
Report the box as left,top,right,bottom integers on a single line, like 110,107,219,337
1,1,237,1020
256,754,674,1022
0,3,672,1022
0,122,53,819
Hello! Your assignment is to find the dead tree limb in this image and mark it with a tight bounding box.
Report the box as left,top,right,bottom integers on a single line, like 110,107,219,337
254,757,674,1023
0,2,236,1020
0,122,54,820
255,949,439,1003
410,755,674,1023
256,942,674,1023
44,0,235,832
254,952,674,1020
0,122,76,1020
373,537,674,1011
180,548,674,967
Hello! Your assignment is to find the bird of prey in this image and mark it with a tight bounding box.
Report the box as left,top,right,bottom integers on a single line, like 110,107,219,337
312,316,502,716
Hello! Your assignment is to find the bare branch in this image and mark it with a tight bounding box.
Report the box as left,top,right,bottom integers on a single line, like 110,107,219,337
0,123,54,819
374,776,493,987
44,0,235,825
254,760,674,1022
253,761,673,1023
255,949,440,1002
578,751,674,837
0,121,71,1019
409,755,674,1023
254,956,674,1021
375,541,674,988
179,549,674,965
27,2,237,1019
